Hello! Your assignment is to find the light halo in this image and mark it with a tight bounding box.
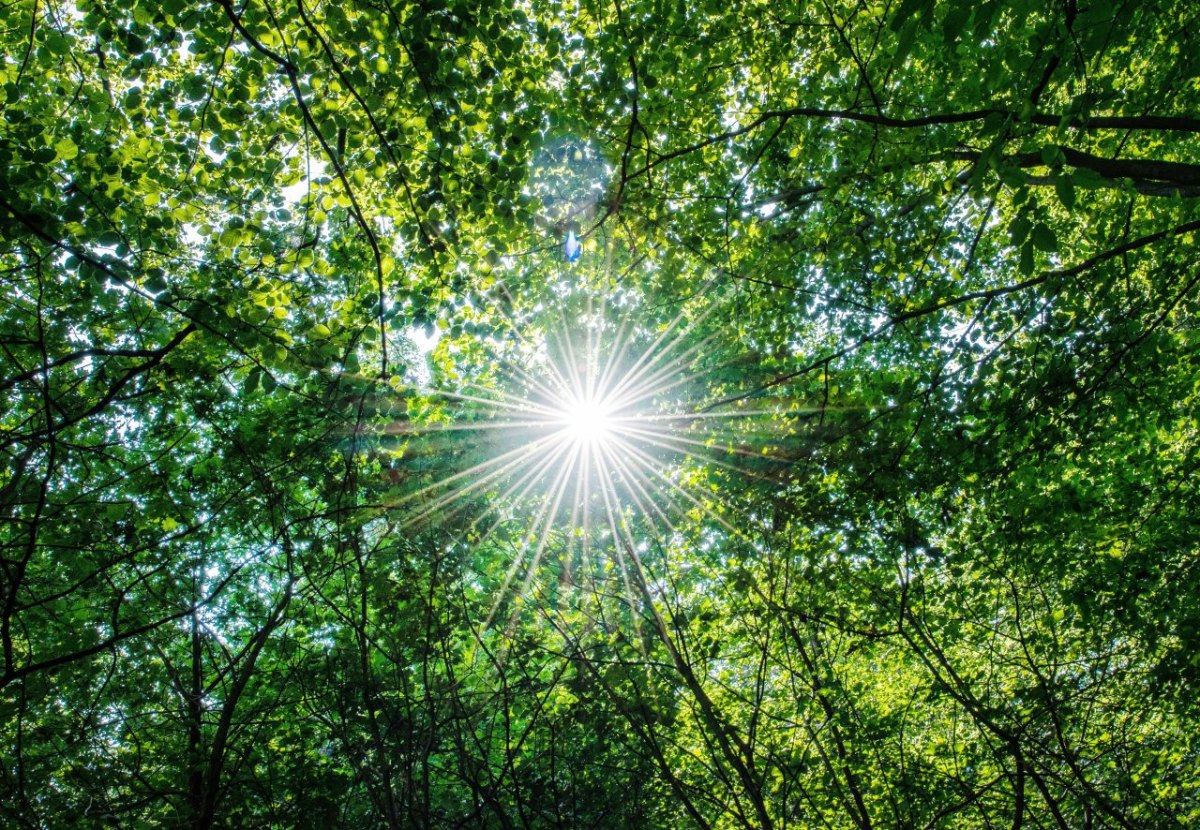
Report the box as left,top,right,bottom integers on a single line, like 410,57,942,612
556,392,617,448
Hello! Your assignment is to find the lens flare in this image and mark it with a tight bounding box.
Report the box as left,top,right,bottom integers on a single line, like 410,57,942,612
558,394,615,447
364,288,824,636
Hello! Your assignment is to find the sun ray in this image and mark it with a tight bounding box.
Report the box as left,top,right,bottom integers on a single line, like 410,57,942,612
505,440,582,626
484,358,575,412
484,439,583,631
449,438,600,613
476,281,583,401
372,417,560,436
595,308,639,401
609,420,786,469
594,451,646,637
390,430,569,527
596,437,677,538
607,435,746,539
418,385,563,418
466,375,565,414
551,317,590,401
407,431,582,537
621,407,793,423
601,293,722,408
367,279,802,645
593,439,696,616
605,426,772,487
603,332,725,413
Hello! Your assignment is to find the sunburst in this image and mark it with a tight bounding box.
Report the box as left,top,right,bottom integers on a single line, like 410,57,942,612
366,287,814,631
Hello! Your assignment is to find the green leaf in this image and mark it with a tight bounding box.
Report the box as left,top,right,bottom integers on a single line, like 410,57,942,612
124,31,147,55
244,367,262,393
1055,175,1076,211
1009,214,1031,247
894,19,919,64
45,31,70,56
4,6,1195,824
1019,240,1036,275
1032,224,1058,253
53,137,79,161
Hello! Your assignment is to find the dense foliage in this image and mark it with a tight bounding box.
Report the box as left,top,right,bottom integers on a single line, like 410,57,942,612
3,0,1199,826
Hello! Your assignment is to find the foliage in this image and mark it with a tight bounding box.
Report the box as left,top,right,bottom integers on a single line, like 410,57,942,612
2,0,1198,827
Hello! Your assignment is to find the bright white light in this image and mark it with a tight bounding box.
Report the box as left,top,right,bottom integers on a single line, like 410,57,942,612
560,397,614,447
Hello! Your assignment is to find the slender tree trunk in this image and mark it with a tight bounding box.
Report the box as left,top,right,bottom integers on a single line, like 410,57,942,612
187,613,204,827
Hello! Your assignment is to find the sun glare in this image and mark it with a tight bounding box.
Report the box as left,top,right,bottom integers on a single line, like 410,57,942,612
559,396,615,447
369,288,804,632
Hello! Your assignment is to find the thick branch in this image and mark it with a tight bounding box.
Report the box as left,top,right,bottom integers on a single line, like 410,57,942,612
963,145,1200,194
704,217,1200,410
628,107,1200,183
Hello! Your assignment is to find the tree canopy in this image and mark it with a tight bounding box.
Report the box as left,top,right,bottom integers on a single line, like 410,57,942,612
2,0,1199,826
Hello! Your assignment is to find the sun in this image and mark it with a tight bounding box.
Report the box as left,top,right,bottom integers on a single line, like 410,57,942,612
557,394,616,448
365,283,813,631
375,295,760,541
361,286,815,635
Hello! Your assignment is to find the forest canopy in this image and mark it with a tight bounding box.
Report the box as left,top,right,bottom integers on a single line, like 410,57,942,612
2,0,1199,827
